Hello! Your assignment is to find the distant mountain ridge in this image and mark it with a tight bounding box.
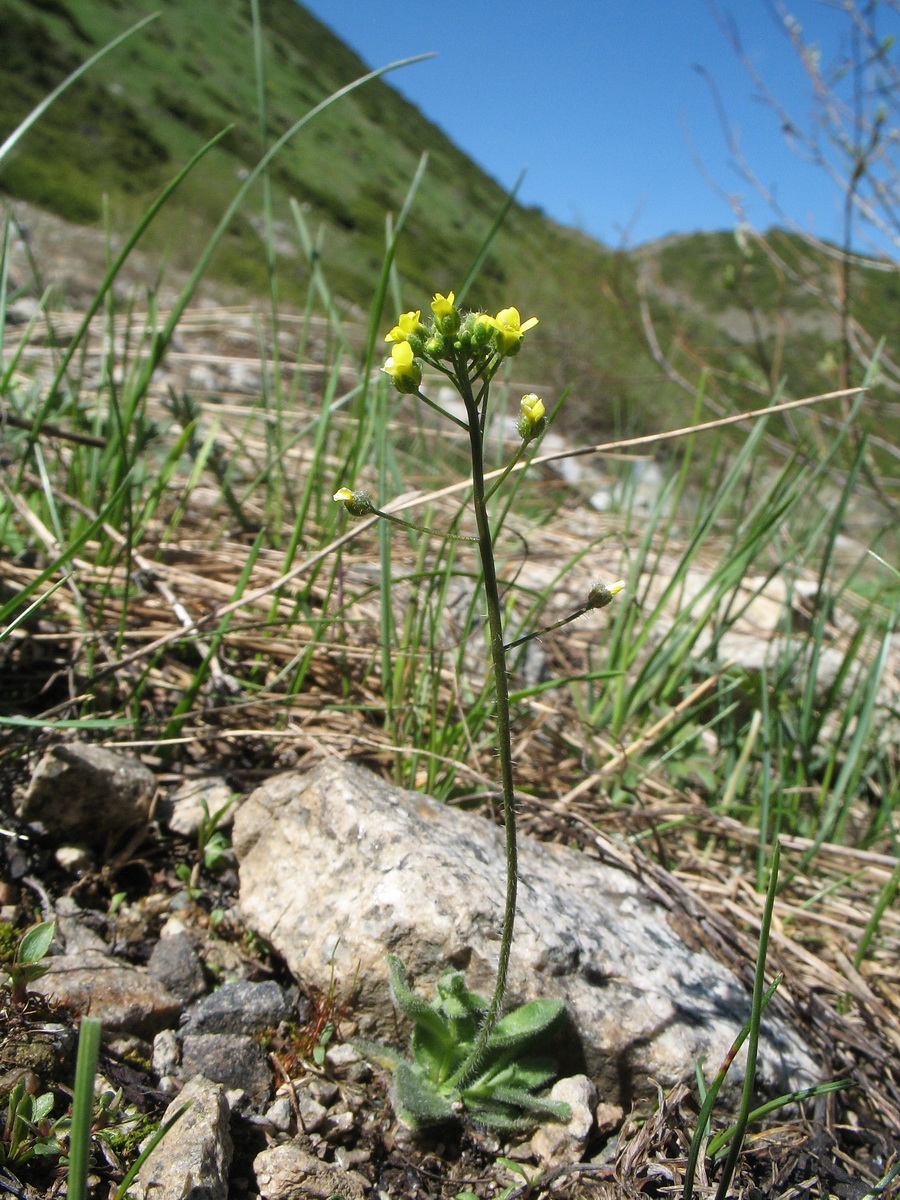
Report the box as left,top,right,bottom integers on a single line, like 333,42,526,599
1,0,898,455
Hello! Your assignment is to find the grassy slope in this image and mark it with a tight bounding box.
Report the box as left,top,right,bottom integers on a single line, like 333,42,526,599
1,0,900,463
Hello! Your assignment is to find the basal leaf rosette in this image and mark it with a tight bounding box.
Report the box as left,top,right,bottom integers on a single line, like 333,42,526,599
354,956,572,1132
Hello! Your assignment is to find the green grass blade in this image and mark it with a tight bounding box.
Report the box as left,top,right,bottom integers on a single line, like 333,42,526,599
112,1103,191,1200
712,842,781,1200
67,1017,102,1200
706,1079,850,1158
681,975,781,1200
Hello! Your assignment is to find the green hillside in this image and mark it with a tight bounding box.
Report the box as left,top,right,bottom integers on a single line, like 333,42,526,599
2,0,899,465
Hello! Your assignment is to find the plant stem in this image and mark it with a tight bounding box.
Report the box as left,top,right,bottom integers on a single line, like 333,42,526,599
448,378,518,1089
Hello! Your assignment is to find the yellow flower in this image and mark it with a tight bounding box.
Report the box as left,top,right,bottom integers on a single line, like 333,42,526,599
431,291,456,321
385,310,422,343
517,393,546,442
520,393,545,423
333,487,374,516
382,340,422,393
489,306,539,356
431,291,460,336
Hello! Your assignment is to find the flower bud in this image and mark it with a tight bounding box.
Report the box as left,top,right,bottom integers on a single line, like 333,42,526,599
333,487,375,517
586,580,625,609
517,393,546,442
382,341,422,394
469,313,497,348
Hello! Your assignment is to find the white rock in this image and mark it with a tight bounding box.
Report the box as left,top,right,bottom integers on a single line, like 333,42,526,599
253,1141,366,1200
531,1074,597,1166
234,761,820,1106
135,1076,232,1200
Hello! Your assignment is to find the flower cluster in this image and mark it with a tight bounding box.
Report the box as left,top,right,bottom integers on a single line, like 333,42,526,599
381,291,539,395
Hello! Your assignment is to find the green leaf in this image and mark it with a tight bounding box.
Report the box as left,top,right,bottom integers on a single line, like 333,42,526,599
31,1093,55,1123
435,970,487,1017
387,957,454,1044
392,1060,456,1129
464,1105,547,1134
351,1038,405,1071
489,1087,571,1119
17,921,55,966
410,1024,463,1082
481,1056,558,1093
488,998,566,1050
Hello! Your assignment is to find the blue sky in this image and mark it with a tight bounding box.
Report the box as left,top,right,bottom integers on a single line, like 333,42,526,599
299,1,895,249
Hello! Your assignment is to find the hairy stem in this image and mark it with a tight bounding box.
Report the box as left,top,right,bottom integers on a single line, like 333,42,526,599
447,378,518,1089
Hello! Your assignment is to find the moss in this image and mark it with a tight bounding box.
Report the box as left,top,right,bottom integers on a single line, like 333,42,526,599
0,921,19,965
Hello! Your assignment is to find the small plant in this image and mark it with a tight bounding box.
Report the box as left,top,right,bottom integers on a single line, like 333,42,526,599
1,920,55,1005
357,957,570,1131
175,795,236,899
0,1076,58,1170
338,290,621,1129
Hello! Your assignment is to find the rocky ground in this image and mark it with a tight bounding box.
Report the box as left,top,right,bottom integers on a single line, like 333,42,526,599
0,739,897,1200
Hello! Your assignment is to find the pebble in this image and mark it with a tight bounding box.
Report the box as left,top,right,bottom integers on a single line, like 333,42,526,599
147,933,207,1003
183,978,290,1035
263,1095,293,1132
180,1033,272,1103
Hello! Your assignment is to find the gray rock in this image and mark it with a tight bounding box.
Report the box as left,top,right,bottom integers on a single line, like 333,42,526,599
296,1095,328,1133
33,951,181,1038
20,742,155,843
161,777,237,838
180,1033,271,1103
263,1094,294,1132
135,1075,232,1200
531,1075,597,1166
183,978,289,1035
253,1140,367,1200
53,897,108,953
152,1029,180,1077
235,761,820,1106
148,933,207,1003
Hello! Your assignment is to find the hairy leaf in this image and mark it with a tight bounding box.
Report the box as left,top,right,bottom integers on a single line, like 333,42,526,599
487,998,566,1050
351,1037,405,1071
387,956,454,1043
393,1060,456,1128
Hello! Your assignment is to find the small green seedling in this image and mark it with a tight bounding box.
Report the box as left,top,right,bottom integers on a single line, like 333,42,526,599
0,1077,58,1168
174,795,237,900
312,1021,335,1066
1,920,56,1005
356,956,571,1132
196,795,236,870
